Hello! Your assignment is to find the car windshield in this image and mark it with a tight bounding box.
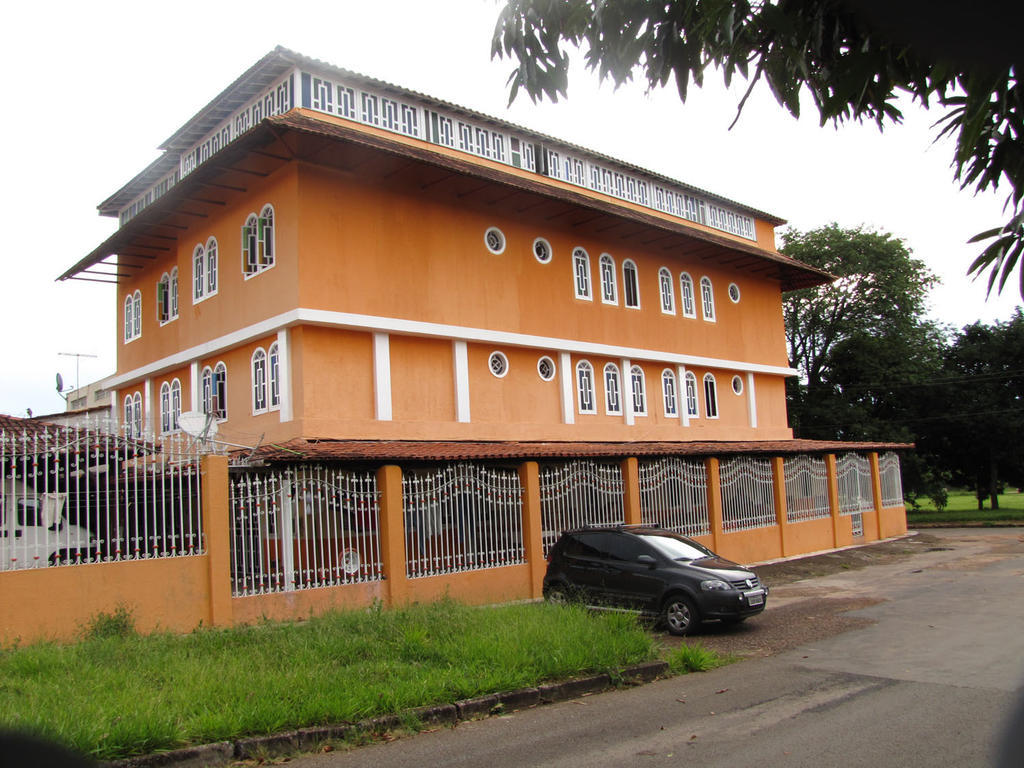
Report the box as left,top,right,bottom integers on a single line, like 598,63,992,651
638,534,714,562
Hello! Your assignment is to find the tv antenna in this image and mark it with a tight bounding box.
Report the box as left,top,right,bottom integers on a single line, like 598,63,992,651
57,352,98,396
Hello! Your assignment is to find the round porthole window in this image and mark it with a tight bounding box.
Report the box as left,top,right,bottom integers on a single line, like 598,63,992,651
484,227,506,255
489,351,509,378
728,283,741,303
537,355,556,381
533,237,552,264
732,375,744,395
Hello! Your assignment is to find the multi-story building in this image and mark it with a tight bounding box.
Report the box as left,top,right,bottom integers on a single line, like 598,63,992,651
60,47,830,447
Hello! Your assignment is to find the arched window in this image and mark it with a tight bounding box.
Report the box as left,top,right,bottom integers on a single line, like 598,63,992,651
252,348,268,414
700,276,716,321
170,379,181,431
604,363,622,415
133,291,142,338
124,295,134,342
622,260,640,308
159,382,171,434
572,247,592,300
243,205,275,277
269,341,281,410
213,362,227,420
662,369,678,417
658,267,675,314
630,365,647,415
599,253,617,304
704,373,719,418
576,360,596,413
200,366,214,415
157,271,177,324
170,268,178,319
679,273,696,318
684,371,700,417
193,243,205,300
206,237,218,295
124,394,135,436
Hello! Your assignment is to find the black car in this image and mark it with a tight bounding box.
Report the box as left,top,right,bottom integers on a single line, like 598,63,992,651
543,525,767,635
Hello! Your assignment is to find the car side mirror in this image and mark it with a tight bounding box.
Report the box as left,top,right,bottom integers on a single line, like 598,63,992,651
636,554,656,568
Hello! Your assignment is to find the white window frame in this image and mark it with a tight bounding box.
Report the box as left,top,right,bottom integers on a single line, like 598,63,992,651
679,272,697,318
124,290,142,343
630,365,647,416
731,375,744,395
604,363,622,415
159,381,171,434
622,259,640,309
704,373,719,418
205,236,218,298
200,366,213,416
242,205,275,278
572,247,592,300
484,227,506,255
212,362,227,421
599,253,617,305
658,267,675,314
576,360,596,414
252,348,268,414
661,369,679,417
193,243,206,302
700,276,716,322
728,282,741,303
488,351,510,378
532,237,552,264
685,371,700,418
269,341,281,410
537,355,556,381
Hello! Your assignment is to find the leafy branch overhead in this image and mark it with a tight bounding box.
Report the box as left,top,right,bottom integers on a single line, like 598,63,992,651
492,0,1024,297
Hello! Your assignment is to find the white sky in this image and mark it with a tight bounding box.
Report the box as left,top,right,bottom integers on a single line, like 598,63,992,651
1,0,1020,418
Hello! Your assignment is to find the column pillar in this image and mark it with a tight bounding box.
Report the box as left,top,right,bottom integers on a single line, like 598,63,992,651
621,456,642,525
705,457,723,553
518,461,545,599
868,451,884,540
376,465,409,606
201,454,233,628
771,456,789,557
825,453,842,548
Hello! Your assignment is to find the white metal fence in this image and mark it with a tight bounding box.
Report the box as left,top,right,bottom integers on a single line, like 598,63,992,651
879,452,904,508
783,455,831,523
719,456,777,532
229,466,382,596
638,457,710,536
837,453,875,514
403,464,524,578
539,461,624,555
1,424,203,572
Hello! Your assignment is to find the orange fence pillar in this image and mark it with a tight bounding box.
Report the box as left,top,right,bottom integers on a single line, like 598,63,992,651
771,456,789,557
868,452,884,540
518,461,546,599
621,456,642,526
825,453,842,548
201,454,233,628
705,457,723,552
376,464,409,607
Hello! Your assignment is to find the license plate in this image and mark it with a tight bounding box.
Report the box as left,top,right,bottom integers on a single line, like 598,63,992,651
746,591,764,607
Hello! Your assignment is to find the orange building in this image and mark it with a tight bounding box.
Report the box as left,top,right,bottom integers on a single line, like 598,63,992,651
61,47,830,446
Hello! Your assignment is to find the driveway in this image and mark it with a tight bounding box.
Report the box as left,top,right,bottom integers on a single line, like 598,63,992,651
285,529,1024,768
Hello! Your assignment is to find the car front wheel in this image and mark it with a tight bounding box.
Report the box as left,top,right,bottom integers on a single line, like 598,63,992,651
662,595,699,636
544,585,570,605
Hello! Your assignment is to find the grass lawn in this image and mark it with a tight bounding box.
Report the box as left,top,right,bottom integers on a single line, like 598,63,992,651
908,489,1024,524
0,600,661,761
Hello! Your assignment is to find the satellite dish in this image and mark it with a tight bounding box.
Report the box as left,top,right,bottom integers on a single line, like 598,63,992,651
55,373,64,393
178,410,219,440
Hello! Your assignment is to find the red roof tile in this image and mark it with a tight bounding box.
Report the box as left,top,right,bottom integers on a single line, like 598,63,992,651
238,437,913,464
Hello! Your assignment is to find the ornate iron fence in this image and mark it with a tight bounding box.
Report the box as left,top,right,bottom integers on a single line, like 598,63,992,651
879,452,904,508
783,455,831,522
719,456,777,532
1,424,202,572
539,461,624,555
229,465,381,596
403,463,524,578
638,457,710,536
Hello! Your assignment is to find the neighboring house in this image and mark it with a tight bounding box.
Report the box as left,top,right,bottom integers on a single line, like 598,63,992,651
59,46,831,448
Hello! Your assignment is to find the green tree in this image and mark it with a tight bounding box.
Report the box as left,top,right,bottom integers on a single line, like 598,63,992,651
779,225,946,501
932,310,1024,508
492,0,1024,297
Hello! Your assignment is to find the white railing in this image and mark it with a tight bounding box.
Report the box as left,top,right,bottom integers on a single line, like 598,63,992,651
638,457,710,537
1,424,202,572
879,452,904,508
403,464,524,578
837,453,874,515
784,455,831,522
229,465,381,596
539,461,624,555
719,456,777,532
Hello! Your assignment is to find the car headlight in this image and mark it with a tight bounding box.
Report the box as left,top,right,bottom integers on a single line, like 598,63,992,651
700,579,730,591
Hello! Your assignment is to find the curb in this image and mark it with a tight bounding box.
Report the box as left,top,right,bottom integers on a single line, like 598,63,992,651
101,660,669,767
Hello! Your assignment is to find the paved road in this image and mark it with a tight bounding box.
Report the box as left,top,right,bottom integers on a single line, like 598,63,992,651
290,529,1024,768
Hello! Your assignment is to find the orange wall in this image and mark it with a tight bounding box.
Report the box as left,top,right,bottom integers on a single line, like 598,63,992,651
784,516,835,556
0,556,211,644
